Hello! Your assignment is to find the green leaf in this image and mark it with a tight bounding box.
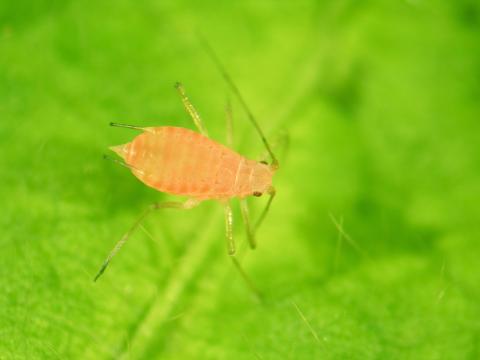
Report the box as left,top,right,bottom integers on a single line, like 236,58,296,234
1,0,480,358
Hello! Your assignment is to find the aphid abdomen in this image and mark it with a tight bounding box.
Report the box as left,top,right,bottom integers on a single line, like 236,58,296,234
115,126,249,199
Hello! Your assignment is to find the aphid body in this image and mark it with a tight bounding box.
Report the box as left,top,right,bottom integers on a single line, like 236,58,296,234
111,126,275,200
95,42,279,295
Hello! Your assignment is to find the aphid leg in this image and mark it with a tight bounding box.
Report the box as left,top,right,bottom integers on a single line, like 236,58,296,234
239,199,256,249
174,82,209,137
254,186,276,232
224,201,260,297
225,98,233,148
94,199,199,282
224,201,235,255
226,100,255,250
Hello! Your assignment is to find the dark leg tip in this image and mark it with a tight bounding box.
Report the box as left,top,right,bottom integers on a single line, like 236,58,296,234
93,262,108,282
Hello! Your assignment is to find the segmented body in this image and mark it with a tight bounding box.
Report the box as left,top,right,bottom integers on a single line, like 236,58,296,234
112,126,271,200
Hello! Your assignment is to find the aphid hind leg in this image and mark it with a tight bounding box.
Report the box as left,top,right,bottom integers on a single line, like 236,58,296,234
175,82,208,136
94,199,199,282
224,201,260,298
240,199,256,249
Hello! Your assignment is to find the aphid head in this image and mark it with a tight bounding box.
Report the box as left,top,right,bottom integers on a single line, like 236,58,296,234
251,161,275,197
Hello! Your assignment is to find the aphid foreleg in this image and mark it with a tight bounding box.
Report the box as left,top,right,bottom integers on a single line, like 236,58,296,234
224,201,260,298
175,82,209,137
94,199,199,282
239,199,256,249
254,186,276,232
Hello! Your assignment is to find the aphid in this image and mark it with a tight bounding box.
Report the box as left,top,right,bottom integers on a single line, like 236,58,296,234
94,42,279,294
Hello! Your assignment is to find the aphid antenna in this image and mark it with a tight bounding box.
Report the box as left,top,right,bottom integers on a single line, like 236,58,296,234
198,35,279,170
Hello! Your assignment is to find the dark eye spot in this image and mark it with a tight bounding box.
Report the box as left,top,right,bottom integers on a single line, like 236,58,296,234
253,191,262,197
260,161,268,165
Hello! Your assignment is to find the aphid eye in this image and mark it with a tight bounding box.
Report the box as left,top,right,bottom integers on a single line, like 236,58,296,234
260,161,268,165
253,191,262,197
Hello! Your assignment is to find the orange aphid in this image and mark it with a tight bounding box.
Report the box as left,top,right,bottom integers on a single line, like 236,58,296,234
95,43,278,295
111,126,275,200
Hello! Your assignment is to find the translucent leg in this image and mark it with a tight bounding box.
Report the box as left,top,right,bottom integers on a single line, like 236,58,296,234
254,186,276,232
224,201,235,255
225,100,256,249
174,82,208,137
94,198,199,281
224,201,260,297
240,198,256,249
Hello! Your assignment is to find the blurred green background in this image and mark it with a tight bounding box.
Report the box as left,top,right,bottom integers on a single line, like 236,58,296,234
1,0,480,359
